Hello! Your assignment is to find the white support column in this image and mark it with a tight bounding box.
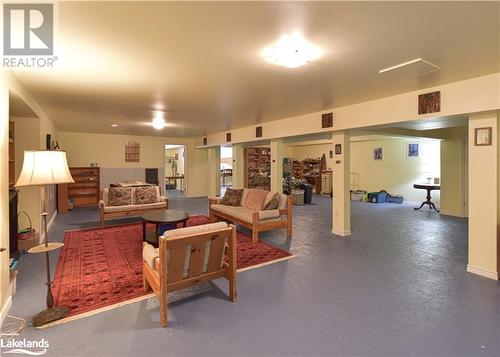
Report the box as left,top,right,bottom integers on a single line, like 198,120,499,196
231,144,244,189
207,146,221,198
332,131,351,237
270,139,284,193
467,111,499,280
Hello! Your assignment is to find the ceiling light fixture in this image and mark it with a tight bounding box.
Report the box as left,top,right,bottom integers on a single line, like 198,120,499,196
110,124,119,127
262,33,323,69
151,111,167,130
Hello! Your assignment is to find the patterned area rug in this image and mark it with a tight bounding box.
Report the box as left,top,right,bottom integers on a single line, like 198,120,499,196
48,215,293,327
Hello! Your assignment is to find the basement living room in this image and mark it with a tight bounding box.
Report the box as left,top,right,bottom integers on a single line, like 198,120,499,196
1,2,500,357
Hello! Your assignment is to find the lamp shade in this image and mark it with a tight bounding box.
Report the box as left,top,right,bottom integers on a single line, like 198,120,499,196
15,151,75,187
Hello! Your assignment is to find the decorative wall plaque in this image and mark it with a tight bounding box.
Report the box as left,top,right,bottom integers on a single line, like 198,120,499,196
125,140,140,162
475,127,492,146
226,133,231,142
418,91,441,114
203,137,207,146
321,112,333,128
256,126,263,138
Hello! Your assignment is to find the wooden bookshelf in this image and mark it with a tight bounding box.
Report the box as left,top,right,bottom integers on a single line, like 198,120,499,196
8,121,15,187
58,167,100,212
292,160,301,177
244,147,271,190
302,158,321,193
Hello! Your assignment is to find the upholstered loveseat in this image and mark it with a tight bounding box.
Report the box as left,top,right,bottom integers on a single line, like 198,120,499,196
99,186,168,226
209,188,292,243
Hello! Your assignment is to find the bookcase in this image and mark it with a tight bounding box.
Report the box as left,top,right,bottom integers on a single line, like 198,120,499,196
58,167,100,212
302,159,322,193
244,147,271,190
292,160,302,177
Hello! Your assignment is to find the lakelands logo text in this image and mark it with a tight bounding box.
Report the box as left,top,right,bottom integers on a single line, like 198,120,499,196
1,338,49,355
2,3,57,68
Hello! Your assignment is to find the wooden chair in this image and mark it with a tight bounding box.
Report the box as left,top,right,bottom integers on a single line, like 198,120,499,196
142,222,237,327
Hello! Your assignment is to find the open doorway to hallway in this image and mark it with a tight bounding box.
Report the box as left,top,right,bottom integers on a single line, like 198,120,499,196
165,144,186,200
220,146,232,196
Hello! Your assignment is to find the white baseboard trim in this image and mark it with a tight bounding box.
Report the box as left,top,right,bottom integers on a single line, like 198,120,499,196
466,265,499,280
40,211,57,243
332,229,351,237
440,210,465,218
0,294,13,327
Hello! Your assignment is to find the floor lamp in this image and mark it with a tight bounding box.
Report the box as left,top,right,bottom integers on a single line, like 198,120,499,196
15,150,74,326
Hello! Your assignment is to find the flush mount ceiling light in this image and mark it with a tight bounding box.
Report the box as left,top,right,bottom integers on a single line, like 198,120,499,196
151,111,166,130
262,33,323,68
110,123,119,127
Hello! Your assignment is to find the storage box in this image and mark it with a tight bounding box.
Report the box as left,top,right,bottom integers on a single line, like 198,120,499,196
350,190,366,201
368,192,387,203
18,232,39,252
291,190,305,205
388,195,404,204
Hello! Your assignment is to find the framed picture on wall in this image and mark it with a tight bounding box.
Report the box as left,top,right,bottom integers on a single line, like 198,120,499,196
474,127,492,146
374,147,383,160
335,144,342,155
408,143,419,157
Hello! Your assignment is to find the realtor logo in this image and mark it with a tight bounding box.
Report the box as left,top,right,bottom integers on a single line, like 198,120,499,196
3,3,54,56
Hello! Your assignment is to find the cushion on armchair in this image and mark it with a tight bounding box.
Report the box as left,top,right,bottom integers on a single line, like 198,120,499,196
220,188,243,206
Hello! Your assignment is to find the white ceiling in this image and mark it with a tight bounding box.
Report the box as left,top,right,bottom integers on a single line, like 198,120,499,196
11,2,500,137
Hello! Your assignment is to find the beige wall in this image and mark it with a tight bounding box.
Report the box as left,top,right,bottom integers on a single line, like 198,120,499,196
349,138,441,203
440,127,468,217
14,117,42,235
467,111,499,279
59,132,208,197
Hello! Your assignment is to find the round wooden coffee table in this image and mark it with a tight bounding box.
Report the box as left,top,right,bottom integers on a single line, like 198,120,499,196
141,209,189,246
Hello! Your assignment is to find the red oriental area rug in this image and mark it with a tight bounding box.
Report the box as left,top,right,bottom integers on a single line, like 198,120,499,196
47,215,293,328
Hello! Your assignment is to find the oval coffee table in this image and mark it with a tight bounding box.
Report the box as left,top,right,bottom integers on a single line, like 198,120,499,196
141,209,189,246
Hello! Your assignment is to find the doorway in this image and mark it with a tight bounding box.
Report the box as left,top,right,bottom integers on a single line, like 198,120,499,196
220,146,232,196
165,144,186,199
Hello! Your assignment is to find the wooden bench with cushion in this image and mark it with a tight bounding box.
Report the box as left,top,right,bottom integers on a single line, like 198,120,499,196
209,188,292,243
99,186,168,226
143,222,237,327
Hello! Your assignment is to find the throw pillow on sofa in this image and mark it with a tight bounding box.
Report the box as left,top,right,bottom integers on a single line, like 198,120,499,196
263,193,280,210
109,187,133,206
135,186,159,204
220,188,243,206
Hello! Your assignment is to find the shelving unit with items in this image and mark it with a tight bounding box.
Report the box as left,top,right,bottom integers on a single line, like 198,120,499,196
244,147,271,190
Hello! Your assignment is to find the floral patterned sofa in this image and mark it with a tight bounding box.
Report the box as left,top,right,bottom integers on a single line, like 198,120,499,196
99,186,168,226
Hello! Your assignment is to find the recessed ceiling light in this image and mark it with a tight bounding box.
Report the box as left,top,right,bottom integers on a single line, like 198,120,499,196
152,111,166,130
110,124,119,127
262,33,323,69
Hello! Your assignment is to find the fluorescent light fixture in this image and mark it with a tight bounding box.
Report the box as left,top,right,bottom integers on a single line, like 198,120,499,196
262,33,323,68
152,111,166,130
110,123,119,127
378,58,440,74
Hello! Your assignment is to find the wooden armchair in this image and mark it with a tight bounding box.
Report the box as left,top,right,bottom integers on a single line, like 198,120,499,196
142,222,237,327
